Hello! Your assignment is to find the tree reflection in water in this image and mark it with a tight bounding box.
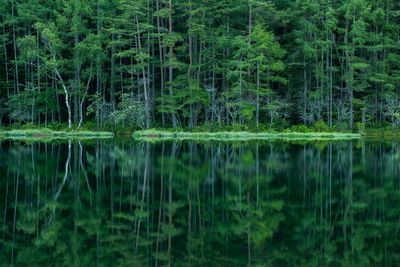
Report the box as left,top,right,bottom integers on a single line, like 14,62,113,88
0,140,400,266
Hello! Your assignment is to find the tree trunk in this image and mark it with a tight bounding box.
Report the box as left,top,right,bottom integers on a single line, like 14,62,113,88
303,62,307,125
256,63,260,129
11,1,19,95
247,1,252,76
187,1,194,128
156,0,165,126
111,33,116,113
78,66,93,128
136,15,150,129
54,67,72,128
96,0,101,129
344,17,353,129
329,33,333,128
2,16,9,98
74,26,80,124
43,35,72,128
168,0,177,128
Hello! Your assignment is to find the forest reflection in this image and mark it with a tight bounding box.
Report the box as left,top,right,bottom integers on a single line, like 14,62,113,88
1,140,400,266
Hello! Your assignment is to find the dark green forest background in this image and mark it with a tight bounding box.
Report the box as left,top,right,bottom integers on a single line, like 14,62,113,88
0,0,399,131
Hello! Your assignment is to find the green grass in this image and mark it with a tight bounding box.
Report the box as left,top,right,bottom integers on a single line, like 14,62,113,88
133,130,361,141
0,128,114,139
0,127,365,142
362,129,400,138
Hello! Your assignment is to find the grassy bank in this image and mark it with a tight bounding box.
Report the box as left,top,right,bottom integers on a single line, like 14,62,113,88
133,130,361,141
0,128,114,139
363,129,400,138
5,125,399,142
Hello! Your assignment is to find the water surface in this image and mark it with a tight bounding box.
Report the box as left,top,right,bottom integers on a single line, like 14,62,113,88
1,139,399,266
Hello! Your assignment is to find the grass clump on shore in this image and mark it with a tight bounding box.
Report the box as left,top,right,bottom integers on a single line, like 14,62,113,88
133,130,361,141
0,128,114,139
363,127,400,138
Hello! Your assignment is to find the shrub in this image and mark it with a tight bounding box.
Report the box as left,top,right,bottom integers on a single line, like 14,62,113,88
253,122,268,133
21,122,37,130
285,124,310,133
193,122,220,133
274,119,291,131
227,123,248,132
80,120,98,130
312,120,330,132
47,122,69,131
355,122,364,133
335,122,349,131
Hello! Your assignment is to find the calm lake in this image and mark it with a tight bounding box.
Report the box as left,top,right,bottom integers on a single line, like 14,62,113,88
1,139,400,266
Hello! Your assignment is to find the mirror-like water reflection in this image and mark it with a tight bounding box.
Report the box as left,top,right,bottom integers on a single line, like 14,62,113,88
0,140,400,266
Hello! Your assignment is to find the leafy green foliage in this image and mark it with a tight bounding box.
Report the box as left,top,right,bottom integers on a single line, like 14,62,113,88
111,93,146,129
0,0,400,131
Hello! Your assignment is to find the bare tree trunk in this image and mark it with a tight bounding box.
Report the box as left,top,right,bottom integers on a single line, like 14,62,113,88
11,1,19,95
55,68,72,128
41,30,73,128
168,0,177,128
2,16,9,98
303,62,307,125
247,1,252,77
74,25,80,124
329,33,333,128
136,15,151,129
156,0,165,126
344,17,353,129
32,31,41,124
211,49,216,124
256,63,260,129
96,0,101,129
111,33,116,113
78,66,93,128
147,1,152,125
239,63,243,125
187,1,194,128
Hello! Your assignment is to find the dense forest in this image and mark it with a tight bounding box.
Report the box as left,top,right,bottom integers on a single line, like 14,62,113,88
0,0,400,131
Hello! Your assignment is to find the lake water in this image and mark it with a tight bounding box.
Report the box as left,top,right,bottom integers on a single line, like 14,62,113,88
1,139,400,266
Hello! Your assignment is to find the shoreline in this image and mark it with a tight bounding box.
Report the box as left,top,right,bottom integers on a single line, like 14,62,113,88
0,129,115,139
133,130,361,141
2,128,399,141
